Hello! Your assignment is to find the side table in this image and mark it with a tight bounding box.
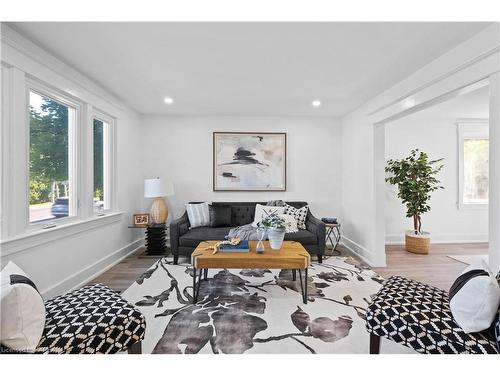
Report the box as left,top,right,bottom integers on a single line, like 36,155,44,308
325,223,341,255
128,224,167,256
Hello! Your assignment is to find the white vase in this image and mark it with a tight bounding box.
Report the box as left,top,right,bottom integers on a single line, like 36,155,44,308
268,228,285,250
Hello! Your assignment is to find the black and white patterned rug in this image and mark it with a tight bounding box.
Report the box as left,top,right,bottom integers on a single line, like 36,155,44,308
121,256,413,354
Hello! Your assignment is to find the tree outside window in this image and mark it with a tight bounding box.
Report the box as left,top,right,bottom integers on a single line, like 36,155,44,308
29,91,70,222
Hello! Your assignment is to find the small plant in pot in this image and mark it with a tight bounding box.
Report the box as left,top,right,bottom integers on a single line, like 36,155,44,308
385,149,444,254
259,212,286,250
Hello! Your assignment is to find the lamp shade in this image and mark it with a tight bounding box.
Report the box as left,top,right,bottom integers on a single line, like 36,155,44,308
144,178,174,198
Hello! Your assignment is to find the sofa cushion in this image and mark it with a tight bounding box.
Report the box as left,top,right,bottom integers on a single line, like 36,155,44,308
229,203,259,227
179,227,232,247
284,229,317,245
209,204,232,227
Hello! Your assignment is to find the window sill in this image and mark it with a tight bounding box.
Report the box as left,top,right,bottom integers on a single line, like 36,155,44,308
1,212,123,257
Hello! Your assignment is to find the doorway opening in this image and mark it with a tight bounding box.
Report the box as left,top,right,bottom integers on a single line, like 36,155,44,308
376,83,490,289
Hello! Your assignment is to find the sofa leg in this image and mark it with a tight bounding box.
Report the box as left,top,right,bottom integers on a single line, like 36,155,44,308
317,254,323,263
128,341,142,354
173,254,179,265
369,333,381,354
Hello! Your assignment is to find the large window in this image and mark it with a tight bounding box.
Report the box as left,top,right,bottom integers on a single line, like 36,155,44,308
29,90,76,223
458,122,489,208
1,67,119,240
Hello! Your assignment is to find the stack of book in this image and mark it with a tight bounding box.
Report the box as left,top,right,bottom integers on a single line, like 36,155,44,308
321,217,338,224
219,240,250,253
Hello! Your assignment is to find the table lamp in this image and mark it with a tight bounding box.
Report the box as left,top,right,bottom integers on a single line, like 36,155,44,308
144,178,174,225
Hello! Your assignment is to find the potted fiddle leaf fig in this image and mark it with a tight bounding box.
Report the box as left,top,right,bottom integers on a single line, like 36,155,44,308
385,149,444,254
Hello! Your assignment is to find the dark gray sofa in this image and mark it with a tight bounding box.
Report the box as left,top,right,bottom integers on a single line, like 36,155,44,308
169,201,325,264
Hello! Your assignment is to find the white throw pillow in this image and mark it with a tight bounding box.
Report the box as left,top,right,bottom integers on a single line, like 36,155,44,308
449,261,500,333
251,204,285,227
1,261,45,352
284,204,309,229
186,202,210,228
279,214,299,233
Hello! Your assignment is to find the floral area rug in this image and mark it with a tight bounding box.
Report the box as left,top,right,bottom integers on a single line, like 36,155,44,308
121,255,412,354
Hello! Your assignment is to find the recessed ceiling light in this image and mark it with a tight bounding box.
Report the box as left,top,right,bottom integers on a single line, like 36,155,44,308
163,97,174,105
311,100,322,108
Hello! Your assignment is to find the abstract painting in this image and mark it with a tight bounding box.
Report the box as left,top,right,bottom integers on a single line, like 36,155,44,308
213,132,286,191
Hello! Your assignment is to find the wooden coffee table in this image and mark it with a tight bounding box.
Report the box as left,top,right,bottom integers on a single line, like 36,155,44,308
191,240,311,304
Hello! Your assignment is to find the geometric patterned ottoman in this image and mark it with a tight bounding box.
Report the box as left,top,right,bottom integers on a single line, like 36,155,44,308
366,276,499,354
34,284,146,354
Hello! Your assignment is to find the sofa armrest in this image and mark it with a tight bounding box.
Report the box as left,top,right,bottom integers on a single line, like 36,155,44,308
305,211,325,254
169,212,189,255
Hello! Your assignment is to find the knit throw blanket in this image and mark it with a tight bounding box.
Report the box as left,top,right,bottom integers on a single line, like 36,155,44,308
226,200,295,240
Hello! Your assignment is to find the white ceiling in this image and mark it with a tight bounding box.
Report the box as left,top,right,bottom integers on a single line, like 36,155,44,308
8,22,491,117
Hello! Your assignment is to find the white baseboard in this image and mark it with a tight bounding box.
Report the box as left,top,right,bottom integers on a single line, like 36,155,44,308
386,233,488,245
41,238,144,299
341,236,381,267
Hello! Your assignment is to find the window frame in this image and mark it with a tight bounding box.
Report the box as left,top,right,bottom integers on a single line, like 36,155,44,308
457,120,489,210
14,77,118,235
26,79,82,230
1,57,121,247
91,111,116,216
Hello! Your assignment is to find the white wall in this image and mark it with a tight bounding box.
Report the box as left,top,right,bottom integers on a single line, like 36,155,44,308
141,116,341,221
341,24,500,267
0,25,145,298
385,117,488,243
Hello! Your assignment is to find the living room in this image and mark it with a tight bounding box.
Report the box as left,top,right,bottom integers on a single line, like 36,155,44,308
1,1,500,371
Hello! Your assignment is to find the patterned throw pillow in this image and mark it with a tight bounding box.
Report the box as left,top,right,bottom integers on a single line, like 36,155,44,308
278,214,298,233
252,204,285,228
284,204,308,229
185,202,210,228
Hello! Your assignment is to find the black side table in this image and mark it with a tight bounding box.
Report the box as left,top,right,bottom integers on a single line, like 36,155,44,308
129,224,167,256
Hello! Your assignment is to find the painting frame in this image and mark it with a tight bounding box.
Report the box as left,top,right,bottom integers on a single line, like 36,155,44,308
133,213,150,227
213,131,287,191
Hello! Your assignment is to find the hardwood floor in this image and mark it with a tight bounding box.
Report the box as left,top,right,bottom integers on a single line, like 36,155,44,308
90,248,160,292
89,242,488,293
373,242,488,290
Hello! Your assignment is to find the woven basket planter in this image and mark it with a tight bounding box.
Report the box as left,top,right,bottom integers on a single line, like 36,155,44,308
405,230,430,254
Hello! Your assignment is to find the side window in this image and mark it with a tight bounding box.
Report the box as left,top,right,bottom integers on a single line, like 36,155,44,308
93,115,114,213
458,122,489,208
29,90,76,223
